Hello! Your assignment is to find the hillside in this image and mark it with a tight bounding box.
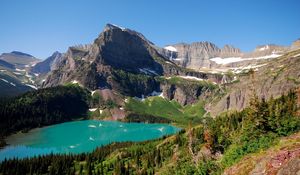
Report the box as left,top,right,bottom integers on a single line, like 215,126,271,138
0,89,298,174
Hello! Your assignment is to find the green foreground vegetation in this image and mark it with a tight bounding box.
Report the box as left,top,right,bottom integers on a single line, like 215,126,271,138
0,89,299,174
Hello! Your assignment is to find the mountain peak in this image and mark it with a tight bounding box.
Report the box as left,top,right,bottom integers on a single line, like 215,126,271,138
104,23,126,31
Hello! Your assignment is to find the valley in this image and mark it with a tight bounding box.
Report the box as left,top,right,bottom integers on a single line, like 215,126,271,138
0,23,299,174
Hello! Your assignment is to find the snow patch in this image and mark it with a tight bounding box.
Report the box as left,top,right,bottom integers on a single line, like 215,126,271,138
230,64,267,74
139,68,158,75
10,82,16,86
0,78,9,83
258,45,269,51
34,73,39,77
91,90,97,96
25,84,38,90
149,91,165,99
210,54,281,65
72,80,79,84
164,46,177,52
173,58,183,61
15,68,26,72
210,57,244,64
89,108,97,112
13,72,22,75
179,76,204,81
111,24,126,31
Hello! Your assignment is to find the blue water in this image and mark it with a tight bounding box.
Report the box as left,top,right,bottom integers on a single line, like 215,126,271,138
0,120,180,161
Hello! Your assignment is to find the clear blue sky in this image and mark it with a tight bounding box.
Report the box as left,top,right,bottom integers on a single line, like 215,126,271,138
1,0,300,59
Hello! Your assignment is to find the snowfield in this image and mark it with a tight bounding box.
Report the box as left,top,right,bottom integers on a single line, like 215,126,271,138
210,53,281,65
164,46,177,52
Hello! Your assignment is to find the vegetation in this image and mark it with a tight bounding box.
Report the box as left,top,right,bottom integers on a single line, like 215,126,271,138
1,88,298,174
0,85,91,139
125,96,206,126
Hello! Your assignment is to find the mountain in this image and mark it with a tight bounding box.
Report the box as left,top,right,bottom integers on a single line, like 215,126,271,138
42,24,220,98
162,42,242,69
0,51,39,97
161,41,297,71
31,51,63,74
0,51,40,68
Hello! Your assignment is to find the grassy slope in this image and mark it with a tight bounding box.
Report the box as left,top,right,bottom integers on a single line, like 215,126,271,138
125,96,206,127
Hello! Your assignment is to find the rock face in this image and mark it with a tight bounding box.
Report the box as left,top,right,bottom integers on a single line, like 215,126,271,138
207,49,300,116
161,42,242,69
43,24,182,95
161,42,295,70
31,51,63,74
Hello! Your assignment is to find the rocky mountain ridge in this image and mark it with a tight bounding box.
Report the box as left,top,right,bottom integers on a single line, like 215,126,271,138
162,40,298,70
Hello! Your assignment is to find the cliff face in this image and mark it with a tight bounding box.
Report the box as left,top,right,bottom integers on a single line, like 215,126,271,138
207,49,300,116
162,42,242,69
161,41,298,71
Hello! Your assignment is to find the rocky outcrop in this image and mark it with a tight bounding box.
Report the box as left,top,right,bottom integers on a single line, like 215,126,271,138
161,42,242,69
31,51,63,74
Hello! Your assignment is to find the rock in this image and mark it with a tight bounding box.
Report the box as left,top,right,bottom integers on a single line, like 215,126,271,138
31,51,63,74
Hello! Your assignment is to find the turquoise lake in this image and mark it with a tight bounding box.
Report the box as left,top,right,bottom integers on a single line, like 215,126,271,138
0,120,180,161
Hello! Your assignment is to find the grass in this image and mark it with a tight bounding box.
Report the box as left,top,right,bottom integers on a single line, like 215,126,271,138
125,96,206,127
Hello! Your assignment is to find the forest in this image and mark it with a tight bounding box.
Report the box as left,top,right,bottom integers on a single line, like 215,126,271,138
0,89,299,174
0,85,90,146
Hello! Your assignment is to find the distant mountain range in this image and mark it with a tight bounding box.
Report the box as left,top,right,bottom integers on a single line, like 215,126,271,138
0,51,40,97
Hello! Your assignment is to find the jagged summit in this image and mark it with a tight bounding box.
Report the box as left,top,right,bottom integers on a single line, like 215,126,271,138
101,23,154,46
42,23,180,92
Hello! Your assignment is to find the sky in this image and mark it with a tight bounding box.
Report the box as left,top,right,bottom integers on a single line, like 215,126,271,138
0,0,300,59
